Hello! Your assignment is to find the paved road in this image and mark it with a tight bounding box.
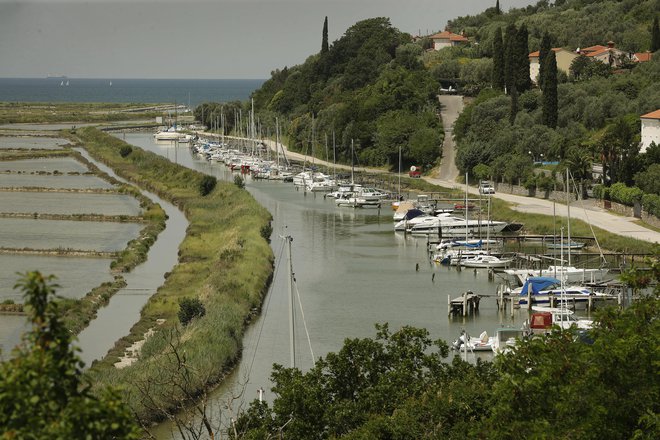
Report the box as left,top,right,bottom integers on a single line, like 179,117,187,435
437,95,463,182
429,95,659,244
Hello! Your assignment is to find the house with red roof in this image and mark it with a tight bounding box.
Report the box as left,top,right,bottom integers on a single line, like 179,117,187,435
429,30,469,50
633,51,653,63
528,48,578,84
579,41,629,67
641,110,660,153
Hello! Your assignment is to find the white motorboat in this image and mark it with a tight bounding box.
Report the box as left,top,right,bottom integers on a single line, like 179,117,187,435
504,265,610,285
460,254,513,269
491,327,526,355
452,330,494,352
406,213,508,236
514,276,594,307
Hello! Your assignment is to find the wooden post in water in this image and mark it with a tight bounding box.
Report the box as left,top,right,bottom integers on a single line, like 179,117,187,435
447,294,451,317
463,292,468,317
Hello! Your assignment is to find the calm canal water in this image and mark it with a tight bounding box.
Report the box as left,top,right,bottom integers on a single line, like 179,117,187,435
74,149,189,366
120,133,527,437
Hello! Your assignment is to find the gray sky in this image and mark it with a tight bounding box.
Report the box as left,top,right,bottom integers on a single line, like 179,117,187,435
0,0,536,79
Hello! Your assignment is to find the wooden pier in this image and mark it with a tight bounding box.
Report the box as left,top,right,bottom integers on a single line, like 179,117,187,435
448,291,481,317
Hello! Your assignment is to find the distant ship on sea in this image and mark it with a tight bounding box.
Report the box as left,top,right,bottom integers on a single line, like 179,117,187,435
46,74,68,79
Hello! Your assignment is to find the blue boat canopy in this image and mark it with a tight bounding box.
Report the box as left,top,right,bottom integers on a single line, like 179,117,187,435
404,209,425,220
520,277,561,296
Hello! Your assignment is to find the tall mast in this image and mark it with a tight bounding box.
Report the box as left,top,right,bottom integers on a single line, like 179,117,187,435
351,139,355,184
567,168,571,267
285,235,296,368
465,172,469,243
398,146,402,199
332,131,336,181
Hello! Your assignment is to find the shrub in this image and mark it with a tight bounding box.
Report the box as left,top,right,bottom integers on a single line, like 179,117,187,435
609,182,643,206
119,145,132,158
177,298,206,326
642,193,660,218
198,175,217,196
260,222,273,243
234,175,245,189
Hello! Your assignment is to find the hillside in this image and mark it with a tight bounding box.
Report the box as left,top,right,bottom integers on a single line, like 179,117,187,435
249,17,443,172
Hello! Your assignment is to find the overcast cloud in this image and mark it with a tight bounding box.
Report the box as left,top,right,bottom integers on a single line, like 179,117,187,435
0,0,537,79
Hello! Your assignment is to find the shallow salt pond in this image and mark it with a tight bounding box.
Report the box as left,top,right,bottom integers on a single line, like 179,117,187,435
0,254,114,303
0,173,114,189
0,136,69,150
0,218,142,252
0,157,88,173
0,315,29,358
0,192,142,216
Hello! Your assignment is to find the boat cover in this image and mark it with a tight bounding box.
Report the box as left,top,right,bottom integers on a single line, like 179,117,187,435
403,209,425,220
520,277,561,296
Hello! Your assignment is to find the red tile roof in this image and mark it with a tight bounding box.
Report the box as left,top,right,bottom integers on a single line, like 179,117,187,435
529,47,564,58
581,45,607,53
430,30,469,42
641,109,660,120
635,52,653,62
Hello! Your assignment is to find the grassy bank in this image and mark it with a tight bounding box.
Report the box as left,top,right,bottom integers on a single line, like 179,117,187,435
71,128,274,423
0,102,160,124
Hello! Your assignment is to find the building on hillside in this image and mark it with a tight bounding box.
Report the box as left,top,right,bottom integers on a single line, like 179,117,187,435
429,30,469,50
633,51,653,63
528,48,578,84
579,41,629,67
640,110,660,153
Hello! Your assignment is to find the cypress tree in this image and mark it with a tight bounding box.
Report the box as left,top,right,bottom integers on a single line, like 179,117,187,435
538,32,552,90
542,51,558,129
495,0,501,15
652,16,660,52
503,24,517,94
322,16,329,53
492,27,505,91
515,24,531,93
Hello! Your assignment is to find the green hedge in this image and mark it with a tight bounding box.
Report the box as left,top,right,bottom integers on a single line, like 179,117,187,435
593,183,659,217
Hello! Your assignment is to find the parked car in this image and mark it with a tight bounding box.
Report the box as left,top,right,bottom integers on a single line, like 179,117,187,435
409,166,422,178
479,181,495,194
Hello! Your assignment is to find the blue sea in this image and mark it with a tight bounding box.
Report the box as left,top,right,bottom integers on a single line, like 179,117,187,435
0,78,265,108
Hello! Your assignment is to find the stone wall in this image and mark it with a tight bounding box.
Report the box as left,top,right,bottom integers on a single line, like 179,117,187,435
494,183,576,203
597,200,660,229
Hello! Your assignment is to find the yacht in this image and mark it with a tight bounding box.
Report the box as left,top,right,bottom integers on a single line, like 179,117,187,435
504,266,609,285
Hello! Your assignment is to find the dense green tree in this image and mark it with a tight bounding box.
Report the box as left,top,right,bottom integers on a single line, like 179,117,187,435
503,24,517,93
542,50,558,128
0,272,140,439
321,16,329,53
538,31,552,89
634,163,660,195
515,24,531,92
652,16,660,52
495,0,501,15
492,27,505,90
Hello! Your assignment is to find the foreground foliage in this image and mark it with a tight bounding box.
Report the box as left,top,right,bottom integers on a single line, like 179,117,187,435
235,261,659,439
0,272,140,439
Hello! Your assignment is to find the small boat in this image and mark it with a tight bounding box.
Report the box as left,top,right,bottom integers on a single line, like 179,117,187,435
515,276,593,306
452,330,494,352
529,306,593,331
491,327,526,355
546,241,585,250
460,254,513,269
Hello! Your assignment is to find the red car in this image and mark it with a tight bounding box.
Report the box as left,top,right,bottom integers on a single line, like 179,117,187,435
408,165,422,178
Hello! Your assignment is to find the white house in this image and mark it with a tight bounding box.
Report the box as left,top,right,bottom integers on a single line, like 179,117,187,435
528,48,578,84
641,110,660,153
429,30,469,50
